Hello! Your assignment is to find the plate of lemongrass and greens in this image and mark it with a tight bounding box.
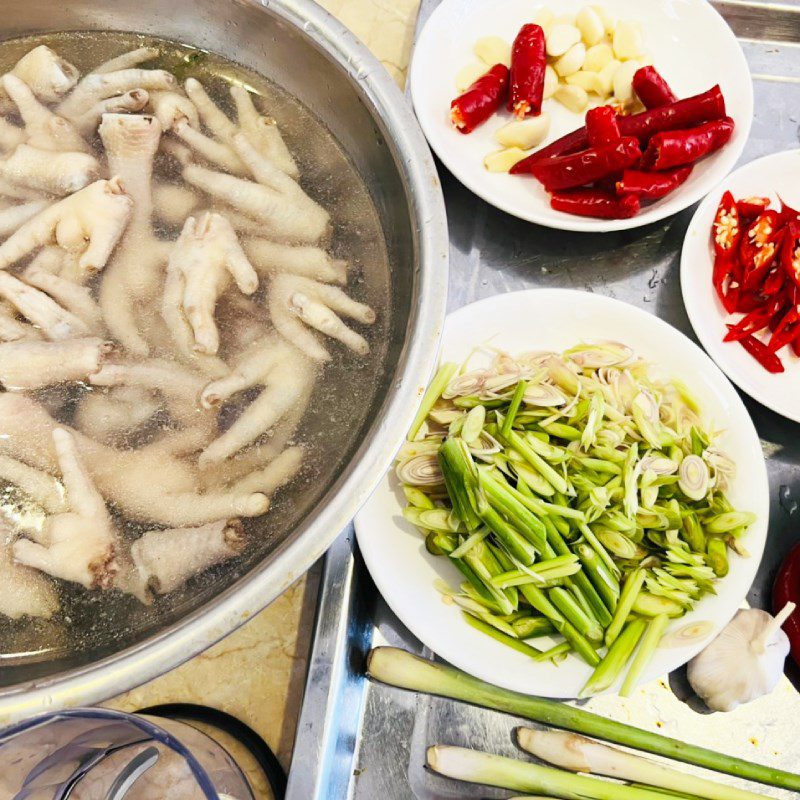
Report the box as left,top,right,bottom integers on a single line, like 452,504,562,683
354,289,768,698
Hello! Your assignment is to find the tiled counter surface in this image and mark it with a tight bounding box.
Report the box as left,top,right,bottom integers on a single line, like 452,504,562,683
105,1,422,795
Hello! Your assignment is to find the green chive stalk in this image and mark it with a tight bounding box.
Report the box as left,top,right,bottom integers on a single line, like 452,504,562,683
512,616,556,639
502,380,527,437
503,429,570,495
407,362,456,440
462,613,554,661
427,746,703,800
580,618,646,698
479,469,547,551
706,538,729,577
367,648,800,791
621,614,670,697
606,568,646,647
438,438,481,530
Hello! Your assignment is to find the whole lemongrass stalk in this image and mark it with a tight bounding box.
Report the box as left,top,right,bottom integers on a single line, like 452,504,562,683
516,730,767,800
366,648,800,791
427,746,687,800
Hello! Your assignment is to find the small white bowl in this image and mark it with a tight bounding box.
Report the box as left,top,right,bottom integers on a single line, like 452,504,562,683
681,149,800,423
355,289,768,698
409,0,752,233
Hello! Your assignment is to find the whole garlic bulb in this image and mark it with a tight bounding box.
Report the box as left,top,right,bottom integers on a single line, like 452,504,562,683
687,603,795,712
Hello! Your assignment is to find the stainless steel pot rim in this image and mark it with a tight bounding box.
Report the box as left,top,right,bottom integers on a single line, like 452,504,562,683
0,0,448,722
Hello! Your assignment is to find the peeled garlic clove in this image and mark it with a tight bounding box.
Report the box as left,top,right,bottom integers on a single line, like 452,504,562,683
552,14,577,27
484,147,531,173
455,62,489,92
474,36,512,67
591,4,617,33
543,64,559,99
583,42,614,72
495,114,551,150
613,21,644,60
565,70,603,95
597,59,622,96
532,7,555,32
613,59,641,106
554,42,586,77
576,6,605,46
678,454,709,501
554,84,588,113
546,24,582,58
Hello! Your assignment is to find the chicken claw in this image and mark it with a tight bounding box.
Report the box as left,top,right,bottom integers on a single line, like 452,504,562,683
199,335,315,465
0,337,111,390
13,428,118,589
0,539,59,619
269,274,375,361
0,178,133,273
0,144,99,196
163,212,258,356
1,45,79,107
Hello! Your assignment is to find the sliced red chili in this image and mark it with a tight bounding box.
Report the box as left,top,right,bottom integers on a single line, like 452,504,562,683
450,64,510,134
616,166,692,201
768,305,800,352
781,222,800,288
549,188,640,219
508,24,546,119
641,117,735,170
739,209,781,287
779,196,800,226
631,66,677,109
711,191,741,260
762,266,786,296
526,137,642,191
723,299,781,341
736,332,785,373
736,196,770,221
586,106,621,147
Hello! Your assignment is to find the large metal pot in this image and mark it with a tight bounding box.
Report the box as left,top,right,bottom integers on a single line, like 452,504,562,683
0,0,447,720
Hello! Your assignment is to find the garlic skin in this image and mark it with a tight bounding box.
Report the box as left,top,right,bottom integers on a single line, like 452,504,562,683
687,605,794,712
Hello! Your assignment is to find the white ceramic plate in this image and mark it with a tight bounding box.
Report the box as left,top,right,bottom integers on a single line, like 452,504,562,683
681,149,800,423
409,0,753,233
355,289,768,697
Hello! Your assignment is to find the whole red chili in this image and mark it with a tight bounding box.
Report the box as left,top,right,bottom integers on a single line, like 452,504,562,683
773,542,800,668
508,24,546,119
782,222,800,288
450,64,509,134
586,106,621,147
736,332,785,372
525,137,642,191
641,117,735,170
632,66,677,109
616,166,692,201
549,188,640,219
513,85,727,171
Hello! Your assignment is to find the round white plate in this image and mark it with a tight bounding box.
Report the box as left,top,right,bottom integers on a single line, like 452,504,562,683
355,289,768,697
409,0,753,233
681,149,800,423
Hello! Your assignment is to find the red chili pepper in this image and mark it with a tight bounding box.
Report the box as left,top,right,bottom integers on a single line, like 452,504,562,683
736,196,770,221
782,222,800,287
773,542,800,668
768,305,800,352
735,332,785,372
549,188,640,219
779,196,800,226
513,85,726,171
642,117,735,170
615,166,692,201
723,297,782,341
740,210,781,288
450,64,510,134
525,137,642,191
586,106,621,147
632,66,677,109
792,337,800,357
712,191,741,259
763,266,786,296
508,24,546,119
